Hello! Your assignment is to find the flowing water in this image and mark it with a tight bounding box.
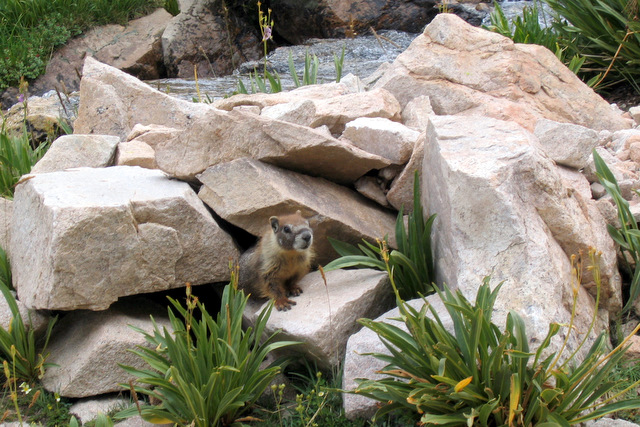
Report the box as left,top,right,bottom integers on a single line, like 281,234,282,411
145,30,417,102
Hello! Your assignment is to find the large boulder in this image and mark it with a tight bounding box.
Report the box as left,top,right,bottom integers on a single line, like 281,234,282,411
422,116,621,358
197,158,397,265
243,269,394,370
42,300,172,397
422,115,619,355
162,0,261,77
10,166,238,311
74,57,214,140
30,8,172,96
373,13,632,132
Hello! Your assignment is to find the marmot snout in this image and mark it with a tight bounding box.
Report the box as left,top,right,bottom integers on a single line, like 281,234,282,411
238,210,314,311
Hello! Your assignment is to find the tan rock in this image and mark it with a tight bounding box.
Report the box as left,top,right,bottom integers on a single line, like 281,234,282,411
343,296,448,420
0,291,50,336
70,396,136,424
243,269,394,370
11,166,238,311
386,133,425,212
341,117,419,164
254,88,402,134
31,135,119,174
423,115,619,361
74,57,214,139
42,300,172,397
630,141,640,164
214,82,353,111
623,334,640,360
310,88,402,134
0,198,12,254
354,176,390,207
116,140,157,169
126,123,181,148
374,14,632,132
197,158,397,265
534,119,600,170
402,95,434,131
2,92,76,139
629,106,640,125
154,109,392,183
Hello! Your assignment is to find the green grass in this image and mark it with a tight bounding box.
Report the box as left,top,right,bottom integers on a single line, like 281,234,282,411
0,0,164,90
0,384,71,426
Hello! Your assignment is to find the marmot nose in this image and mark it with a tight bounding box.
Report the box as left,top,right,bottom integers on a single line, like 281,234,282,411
301,231,312,243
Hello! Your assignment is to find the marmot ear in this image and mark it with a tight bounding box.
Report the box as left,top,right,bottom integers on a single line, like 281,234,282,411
270,216,279,233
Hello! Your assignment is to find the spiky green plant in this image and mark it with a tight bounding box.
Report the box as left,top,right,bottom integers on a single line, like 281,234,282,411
324,171,436,299
0,123,49,199
544,0,640,91
0,256,57,383
593,148,640,315
353,249,640,425
117,281,298,427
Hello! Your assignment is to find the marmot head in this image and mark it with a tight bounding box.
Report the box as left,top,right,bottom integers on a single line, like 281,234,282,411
270,210,313,251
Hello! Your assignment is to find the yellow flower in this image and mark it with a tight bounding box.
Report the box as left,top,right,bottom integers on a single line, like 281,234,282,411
454,376,473,392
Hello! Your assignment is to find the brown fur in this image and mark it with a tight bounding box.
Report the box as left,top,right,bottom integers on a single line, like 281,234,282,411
238,211,314,311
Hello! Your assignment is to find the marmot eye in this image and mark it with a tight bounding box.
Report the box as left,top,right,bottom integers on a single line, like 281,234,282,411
283,226,291,233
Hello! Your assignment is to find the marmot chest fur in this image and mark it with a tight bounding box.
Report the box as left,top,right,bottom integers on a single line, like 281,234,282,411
238,211,314,311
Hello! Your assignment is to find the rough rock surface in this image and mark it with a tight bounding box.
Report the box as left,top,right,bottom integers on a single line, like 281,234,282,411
259,88,403,135
116,139,158,169
30,9,172,96
197,158,397,264
243,269,394,370
341,117,419,164
386,133,425,212
422,115,619,355
42,300,171,397
31,134,119,173
534,119,600,170
2,91,78,138
0,198,12,253
154,108,393,182
74,57,214,139
162,0,261,77
373,13,632,132
10,166,237,311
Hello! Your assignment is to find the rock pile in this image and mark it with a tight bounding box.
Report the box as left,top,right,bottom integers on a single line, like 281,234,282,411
2,13,639,424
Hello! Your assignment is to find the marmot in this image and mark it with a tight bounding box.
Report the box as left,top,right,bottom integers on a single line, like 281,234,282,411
238,210,314,311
